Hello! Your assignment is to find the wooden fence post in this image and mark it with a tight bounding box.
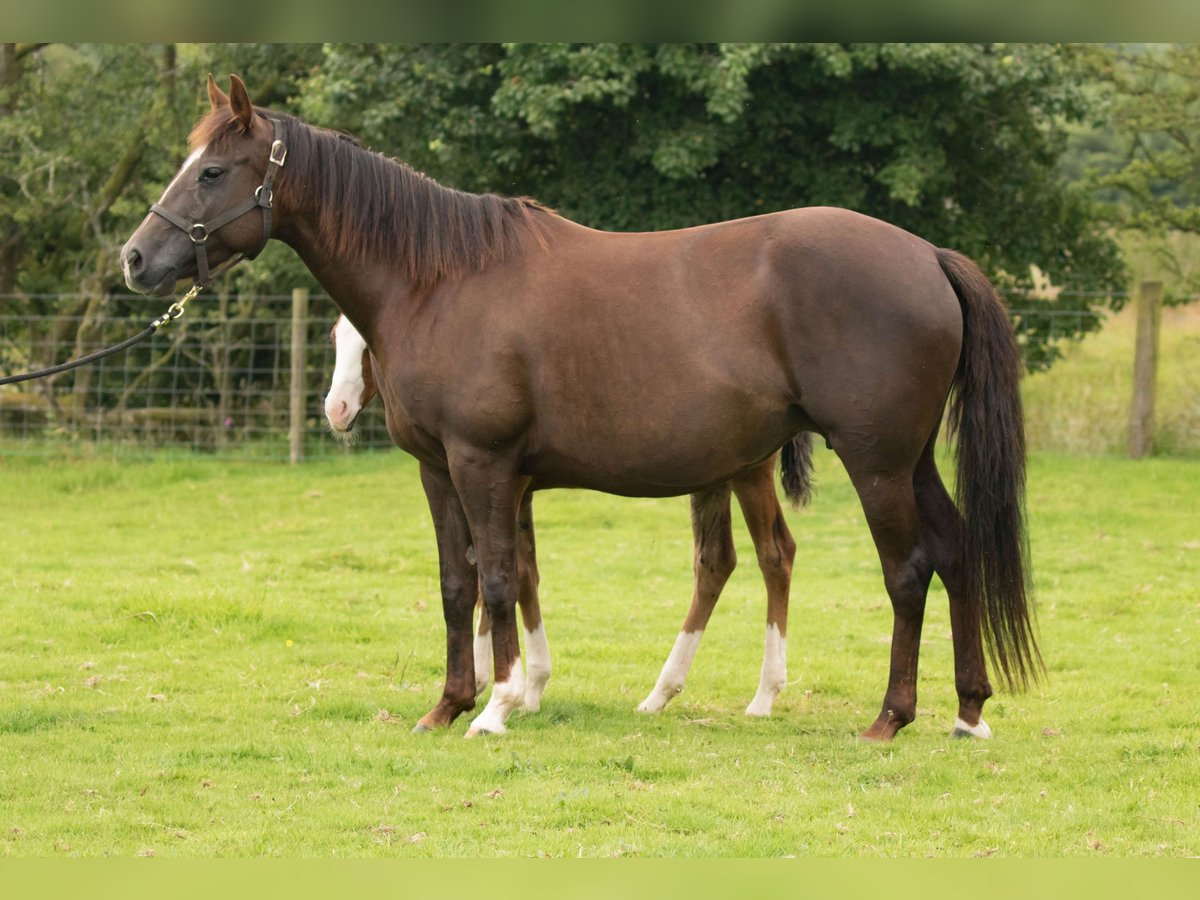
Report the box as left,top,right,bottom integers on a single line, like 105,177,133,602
1128,280,1162,459
288,287,309,464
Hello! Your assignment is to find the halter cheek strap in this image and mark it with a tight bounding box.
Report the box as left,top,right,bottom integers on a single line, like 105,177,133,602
150,117,287,287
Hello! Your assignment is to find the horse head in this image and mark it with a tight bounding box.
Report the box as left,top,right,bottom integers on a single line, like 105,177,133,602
122,75,283,296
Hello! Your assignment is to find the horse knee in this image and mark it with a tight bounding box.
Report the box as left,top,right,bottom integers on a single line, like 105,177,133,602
697,542,736,587
882,549,933,611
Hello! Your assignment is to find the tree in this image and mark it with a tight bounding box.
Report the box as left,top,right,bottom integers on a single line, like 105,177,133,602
300,43,1126,368
0,44,322,437
1088,44,1200,301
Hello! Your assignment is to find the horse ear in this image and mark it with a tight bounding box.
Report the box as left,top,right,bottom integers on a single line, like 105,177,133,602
206,73,228,110
228,74,254,132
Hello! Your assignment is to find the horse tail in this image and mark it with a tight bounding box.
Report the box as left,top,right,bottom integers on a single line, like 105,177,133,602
936,247,1041,691
780,431,814,509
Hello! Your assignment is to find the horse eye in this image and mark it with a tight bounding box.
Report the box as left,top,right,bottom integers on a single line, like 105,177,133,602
200,166,224,182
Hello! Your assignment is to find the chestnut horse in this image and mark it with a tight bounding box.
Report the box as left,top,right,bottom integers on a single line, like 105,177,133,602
122,76,1037,740
323,313,806,718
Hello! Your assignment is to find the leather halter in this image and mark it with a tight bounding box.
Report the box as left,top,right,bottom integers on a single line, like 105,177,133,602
149,117,287,286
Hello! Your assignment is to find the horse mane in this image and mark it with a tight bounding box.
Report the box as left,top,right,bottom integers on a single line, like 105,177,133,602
189,107,551,288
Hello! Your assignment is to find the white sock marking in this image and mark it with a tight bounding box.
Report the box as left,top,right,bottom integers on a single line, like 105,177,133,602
522,623,551,712
637,630,703,713
953,716,993,739
473,630,493,698
467,658,525,736
745,622,787,717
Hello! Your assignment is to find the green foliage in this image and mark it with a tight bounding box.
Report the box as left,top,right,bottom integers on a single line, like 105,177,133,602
0,43,322,309
1084,44,1200,303
0,449,1196,856
0,43,1132,369
301,43,1126,369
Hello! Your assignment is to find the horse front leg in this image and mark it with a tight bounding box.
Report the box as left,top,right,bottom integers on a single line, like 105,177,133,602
413,462,479,732
449,457,529,738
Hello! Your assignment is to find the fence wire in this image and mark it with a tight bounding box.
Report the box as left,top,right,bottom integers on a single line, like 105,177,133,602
0,293,1119,460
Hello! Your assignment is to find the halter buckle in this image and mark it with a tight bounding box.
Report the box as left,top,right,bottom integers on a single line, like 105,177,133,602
269,140,287,167
189,223,209,244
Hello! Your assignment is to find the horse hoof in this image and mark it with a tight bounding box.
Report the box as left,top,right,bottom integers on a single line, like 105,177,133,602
411,722,433,734
951,717,993,739
465,725,504,739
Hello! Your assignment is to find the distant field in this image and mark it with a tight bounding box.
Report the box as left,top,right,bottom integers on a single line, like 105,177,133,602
1022,302,1200,457
1,449,1196,856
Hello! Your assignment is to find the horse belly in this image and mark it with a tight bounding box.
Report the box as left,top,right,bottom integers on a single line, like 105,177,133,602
522,389,796,496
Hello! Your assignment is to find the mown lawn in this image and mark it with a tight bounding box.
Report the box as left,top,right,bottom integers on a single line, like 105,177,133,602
0,445,1196,858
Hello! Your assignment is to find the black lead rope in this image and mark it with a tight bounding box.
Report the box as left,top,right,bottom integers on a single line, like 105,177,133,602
0,287,198,387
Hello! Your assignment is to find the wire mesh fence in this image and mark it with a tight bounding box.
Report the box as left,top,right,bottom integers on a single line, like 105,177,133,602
0,292,392,459
0,290,1138,460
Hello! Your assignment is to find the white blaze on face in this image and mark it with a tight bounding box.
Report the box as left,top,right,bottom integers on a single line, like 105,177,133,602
123,145,208,287
163,145,207,201
324,316,369,432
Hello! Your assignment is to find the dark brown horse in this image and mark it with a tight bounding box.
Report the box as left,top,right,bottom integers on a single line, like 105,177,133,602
324,312,807,718
122,76,1038,740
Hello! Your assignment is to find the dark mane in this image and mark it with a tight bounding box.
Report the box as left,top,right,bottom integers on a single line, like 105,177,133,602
190,107,550,288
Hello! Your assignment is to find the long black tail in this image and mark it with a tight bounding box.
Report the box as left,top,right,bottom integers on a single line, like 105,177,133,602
780,432,814,509
937,248,1041,691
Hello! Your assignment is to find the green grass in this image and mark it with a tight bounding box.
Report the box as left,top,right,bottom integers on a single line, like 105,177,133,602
1023,302,1200,457
0,449,1196,857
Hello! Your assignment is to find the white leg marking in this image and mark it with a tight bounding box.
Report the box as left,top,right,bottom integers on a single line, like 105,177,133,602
473,630,493,698
637,631,703,713
466,658,525,737
953,716,993,739
522,623,551,712
745,622,787,717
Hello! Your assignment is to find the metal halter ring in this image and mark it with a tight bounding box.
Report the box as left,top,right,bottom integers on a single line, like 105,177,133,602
189,223,209,244
255,185,272,207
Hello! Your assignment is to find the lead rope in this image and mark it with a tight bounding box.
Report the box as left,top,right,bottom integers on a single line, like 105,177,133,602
0,284,201,386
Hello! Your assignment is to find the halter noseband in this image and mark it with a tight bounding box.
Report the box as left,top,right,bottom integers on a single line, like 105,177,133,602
149,118,287,287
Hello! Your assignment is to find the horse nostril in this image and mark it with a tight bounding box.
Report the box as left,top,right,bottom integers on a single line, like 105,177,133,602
124,246,144,273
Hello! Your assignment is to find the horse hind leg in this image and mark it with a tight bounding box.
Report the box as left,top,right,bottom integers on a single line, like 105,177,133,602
514,492,551,712
846,463,935,741
913,444,994,738
733,455,796,717
637,484,736,713
473,594,492,698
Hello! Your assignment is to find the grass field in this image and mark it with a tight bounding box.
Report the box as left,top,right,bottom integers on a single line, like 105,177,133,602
0,446,1196,857
1023,301,1200,457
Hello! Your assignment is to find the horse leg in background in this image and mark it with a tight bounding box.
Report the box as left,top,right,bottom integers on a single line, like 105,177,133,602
472,492,551,711
844,460,934,741
414,462,480,732
473,597,492,698
733,456,797,717
454,460,529,738
912,438,994,738
637,484,736,712
515,491,551,712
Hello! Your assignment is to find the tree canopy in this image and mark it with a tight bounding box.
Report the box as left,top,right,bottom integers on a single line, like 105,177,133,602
1,43,1139,369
